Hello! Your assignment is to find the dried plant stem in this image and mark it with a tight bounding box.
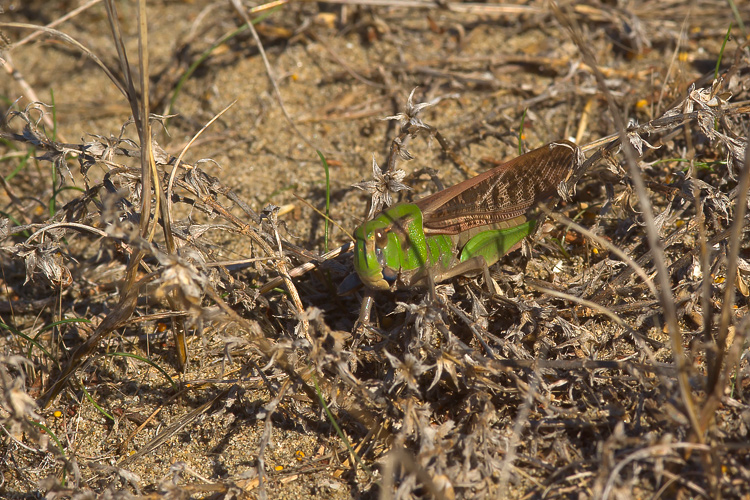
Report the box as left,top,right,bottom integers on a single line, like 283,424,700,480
0,20,127,103
1,56,67,143
268,210,311,340
258,242,353,294
40,276,151,408
542,209,659,300
166,100,238,237
15,0,102,47
602,443,712,500
230,0,318,151
301,0,540,15
529,284,659,364
553,1,701,441
118,387,231,467
700,131,750,428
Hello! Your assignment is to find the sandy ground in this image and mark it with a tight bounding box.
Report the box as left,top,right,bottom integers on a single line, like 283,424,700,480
1,0,749,498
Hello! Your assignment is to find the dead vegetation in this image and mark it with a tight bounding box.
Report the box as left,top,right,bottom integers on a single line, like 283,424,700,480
1,0,749,499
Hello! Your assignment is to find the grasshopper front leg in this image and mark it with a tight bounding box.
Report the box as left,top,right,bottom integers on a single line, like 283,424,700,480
356,291,376,329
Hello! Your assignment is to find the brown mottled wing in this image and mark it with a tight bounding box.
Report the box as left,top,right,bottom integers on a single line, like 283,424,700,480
416,140,578,235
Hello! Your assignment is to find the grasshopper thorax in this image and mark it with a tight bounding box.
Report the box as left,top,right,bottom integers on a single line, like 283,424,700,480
353,204,430,290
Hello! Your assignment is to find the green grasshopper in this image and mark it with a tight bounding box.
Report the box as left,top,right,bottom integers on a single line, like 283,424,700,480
353,140,580,292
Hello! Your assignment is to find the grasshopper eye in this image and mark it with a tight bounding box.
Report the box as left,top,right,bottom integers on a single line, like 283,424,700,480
374,229,388,247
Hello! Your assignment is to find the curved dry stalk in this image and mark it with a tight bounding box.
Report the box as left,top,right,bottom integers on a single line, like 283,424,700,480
166,99,238,248
24,222,109,243
602,442,712,500
701,128,750,428
15,0,102,48
553,1,701,442
230,0,319,152
0,22,127,97
542,208,659,299
528,283,659,364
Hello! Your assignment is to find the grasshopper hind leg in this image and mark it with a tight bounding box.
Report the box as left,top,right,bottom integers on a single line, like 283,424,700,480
434,256,501,296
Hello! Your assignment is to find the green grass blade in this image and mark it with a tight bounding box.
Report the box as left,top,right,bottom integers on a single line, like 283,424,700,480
29,419,66,456
311,372,371,475
37,317,92,335
167,7,279,117
1,322,61,370
724,0,746,38
79,382,114,422
2,148,32,182
715,24,732,80
27,419,68,485
104,352,178,391
317,150,331,251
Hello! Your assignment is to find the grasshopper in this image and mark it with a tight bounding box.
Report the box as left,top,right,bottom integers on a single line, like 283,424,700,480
352,140,580,293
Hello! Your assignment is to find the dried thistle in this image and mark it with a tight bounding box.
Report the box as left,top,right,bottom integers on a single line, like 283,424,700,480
353,155,410,218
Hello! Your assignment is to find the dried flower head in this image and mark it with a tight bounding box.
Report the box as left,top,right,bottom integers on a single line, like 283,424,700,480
353,155,411,218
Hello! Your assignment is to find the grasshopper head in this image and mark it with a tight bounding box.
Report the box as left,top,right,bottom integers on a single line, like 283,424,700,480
353,217,395,290
353,204,426,290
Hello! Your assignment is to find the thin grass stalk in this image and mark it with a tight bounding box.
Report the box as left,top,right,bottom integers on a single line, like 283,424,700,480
230,0,318,151
553,1,702,440
0,22,127,97
700,130,750,429
40,1,150,407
